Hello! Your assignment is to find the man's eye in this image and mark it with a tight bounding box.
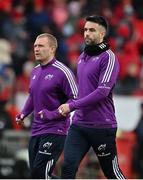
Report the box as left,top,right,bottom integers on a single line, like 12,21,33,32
84,28,96,32
90,29,96,32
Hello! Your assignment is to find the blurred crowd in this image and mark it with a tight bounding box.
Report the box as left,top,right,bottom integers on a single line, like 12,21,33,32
0,0,143,130
0,0,143,178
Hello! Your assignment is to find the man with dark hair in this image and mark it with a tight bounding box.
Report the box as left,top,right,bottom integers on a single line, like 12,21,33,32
86,15,108,32
16,33,78,179
58,15,125,179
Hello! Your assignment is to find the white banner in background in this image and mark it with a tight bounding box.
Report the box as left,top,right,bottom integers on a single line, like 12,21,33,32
114,95,143,131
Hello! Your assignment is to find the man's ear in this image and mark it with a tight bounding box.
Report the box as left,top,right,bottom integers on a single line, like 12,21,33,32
101,30,106,38
51,46,56,54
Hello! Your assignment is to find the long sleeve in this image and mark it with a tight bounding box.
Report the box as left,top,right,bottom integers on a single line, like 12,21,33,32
40,60,78,120
69,87,110,110
21,94,34,116
61,67,78,102
69,50,119,111
56,64,78,118
39,109,68,121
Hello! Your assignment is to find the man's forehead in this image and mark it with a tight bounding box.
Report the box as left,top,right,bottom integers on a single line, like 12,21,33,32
84,21,100,28
34,37,48,44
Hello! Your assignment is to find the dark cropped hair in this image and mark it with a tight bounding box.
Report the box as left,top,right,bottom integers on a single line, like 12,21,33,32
86,15,108,32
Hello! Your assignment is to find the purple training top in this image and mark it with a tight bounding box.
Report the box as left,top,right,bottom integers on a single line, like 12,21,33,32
21,58,78,136
69,49,119,128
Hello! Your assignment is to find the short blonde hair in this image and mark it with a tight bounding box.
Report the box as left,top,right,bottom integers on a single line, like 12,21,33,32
37,33,58,51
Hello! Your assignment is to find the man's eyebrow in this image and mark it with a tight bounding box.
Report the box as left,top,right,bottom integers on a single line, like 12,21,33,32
34,44,44,47
84,27,96,31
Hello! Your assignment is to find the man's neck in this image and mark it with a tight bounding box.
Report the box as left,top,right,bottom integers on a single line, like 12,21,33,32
40,56,54,65
84,41,109,56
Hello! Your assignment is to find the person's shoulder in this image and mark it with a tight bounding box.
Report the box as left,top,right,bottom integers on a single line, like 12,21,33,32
30,63,40,73
100,49,119,67
52,60,72,73
27,63,39,72
77,52,84,61
79,51,85,57
102,49,117,60
34,64,41,69
52,60,75,80
106,48,116,55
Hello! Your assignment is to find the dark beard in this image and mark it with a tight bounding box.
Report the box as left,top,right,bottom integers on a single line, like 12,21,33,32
84,42,109,56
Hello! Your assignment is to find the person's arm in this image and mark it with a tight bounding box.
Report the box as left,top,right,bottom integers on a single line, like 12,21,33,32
38,65,78,120
16,94,34,124
21,94,34,116
61,67,78,103
70,52,119,110
38,109,66,121
58,85,112,115
59,51,119,114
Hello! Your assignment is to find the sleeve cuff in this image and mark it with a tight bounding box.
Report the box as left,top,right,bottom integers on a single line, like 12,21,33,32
69,102,76,111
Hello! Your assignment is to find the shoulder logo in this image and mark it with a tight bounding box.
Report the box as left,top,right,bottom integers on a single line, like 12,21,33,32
78,60,82,64
32,75,36,79
92,57,99,61
45,74,54,80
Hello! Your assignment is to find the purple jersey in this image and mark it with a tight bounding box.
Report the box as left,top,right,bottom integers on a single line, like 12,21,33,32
21,58,78,136
69,49,119,128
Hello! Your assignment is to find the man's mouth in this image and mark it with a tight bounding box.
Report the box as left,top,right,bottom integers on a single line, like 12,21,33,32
35,53,40,56
85,38,92,45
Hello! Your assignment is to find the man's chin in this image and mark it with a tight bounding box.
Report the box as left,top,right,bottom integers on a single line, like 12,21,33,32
85,40,91,45
35,58,41,61
85,40,96,46
85,39,94,46
85,42,94,46
35,59,41,64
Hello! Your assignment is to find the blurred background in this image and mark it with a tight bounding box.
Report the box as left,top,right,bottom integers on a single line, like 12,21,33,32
0,0,143,178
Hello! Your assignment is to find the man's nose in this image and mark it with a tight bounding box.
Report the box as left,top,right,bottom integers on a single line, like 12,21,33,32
85,33,90,38
35,47,39,51
85,30,90,36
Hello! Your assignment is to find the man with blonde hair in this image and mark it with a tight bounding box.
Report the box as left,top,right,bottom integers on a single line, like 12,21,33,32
16,33,77,179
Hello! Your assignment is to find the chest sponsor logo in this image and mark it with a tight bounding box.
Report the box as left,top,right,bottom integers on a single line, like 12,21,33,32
45,74,54,80
92,57,99,61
